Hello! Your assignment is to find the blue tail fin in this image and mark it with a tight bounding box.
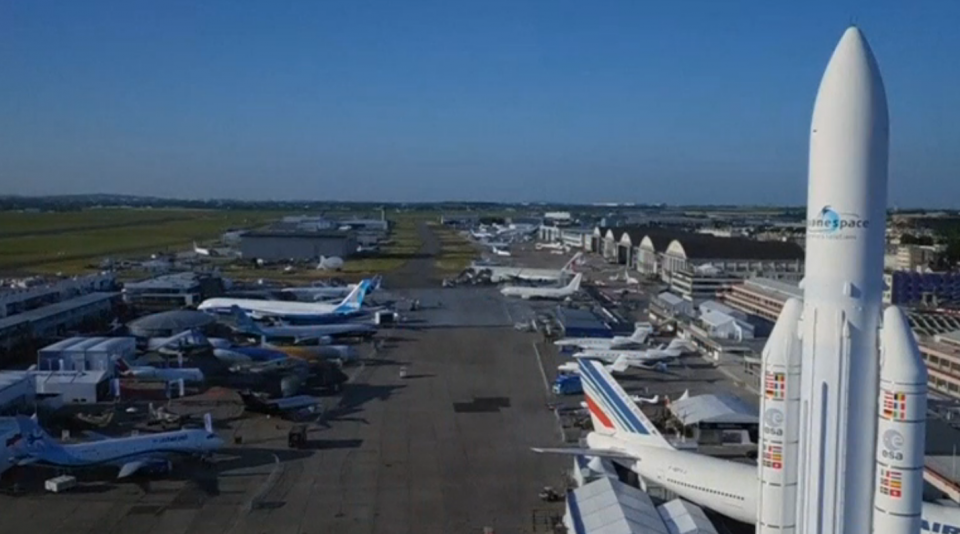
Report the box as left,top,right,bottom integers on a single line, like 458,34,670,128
231,306,261,333
11,416,64,460
333,279,370,314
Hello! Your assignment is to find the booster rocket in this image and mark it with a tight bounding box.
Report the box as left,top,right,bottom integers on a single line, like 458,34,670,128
757,27,928,534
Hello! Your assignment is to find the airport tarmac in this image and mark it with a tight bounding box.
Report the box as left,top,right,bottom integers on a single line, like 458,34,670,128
0,289,568,534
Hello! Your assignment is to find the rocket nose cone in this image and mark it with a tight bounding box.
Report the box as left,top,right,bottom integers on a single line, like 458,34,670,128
880,306,927,383
813,25,888,126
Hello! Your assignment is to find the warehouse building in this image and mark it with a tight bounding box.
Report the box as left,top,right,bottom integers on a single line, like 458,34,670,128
34,371,109,404
240,231,357,262
668,393,758,445
883,271,960,307
660,235,804,283
561,227,593,251
123,272,225,310
37,336,135,372
0,273,116,318
670,267,746,304
0,292,119,355
637,230,693,277
723,277,801,323
556,307,612,338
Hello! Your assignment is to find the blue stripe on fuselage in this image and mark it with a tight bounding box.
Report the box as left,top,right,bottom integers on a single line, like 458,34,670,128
579,362,649,435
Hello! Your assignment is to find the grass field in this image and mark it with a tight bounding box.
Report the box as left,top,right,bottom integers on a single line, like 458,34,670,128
0,209,277,275
431,222,478,273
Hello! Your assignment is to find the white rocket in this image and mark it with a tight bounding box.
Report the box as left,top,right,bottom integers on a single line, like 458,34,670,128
757,26,928,534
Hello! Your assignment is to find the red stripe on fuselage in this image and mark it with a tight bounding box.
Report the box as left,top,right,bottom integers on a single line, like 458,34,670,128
585,395,614,429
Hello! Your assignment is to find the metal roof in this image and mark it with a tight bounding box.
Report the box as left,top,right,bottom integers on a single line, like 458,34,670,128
0,292,118,332
674,235,803,261
698,300,741,318
39,336,135,354
34,370,108,386
657,292,685,306
669,394,758,426
123,272,202,291
567,477,669,534
658,499,719,534
126,310,215,333
242,230,353,239
556,307,610,332
743,277,803,300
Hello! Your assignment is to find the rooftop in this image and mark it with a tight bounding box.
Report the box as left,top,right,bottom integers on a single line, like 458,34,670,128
674,235,804,261
243,230,354,239
568,477,669,534
34,370,109,386
658,499,719,534
0,292,118,332
742,277,804,300
668,393,758,425
123,272,204,291
39,336,135,354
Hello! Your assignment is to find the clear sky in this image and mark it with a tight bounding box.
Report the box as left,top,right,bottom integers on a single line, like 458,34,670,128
1,1,958,206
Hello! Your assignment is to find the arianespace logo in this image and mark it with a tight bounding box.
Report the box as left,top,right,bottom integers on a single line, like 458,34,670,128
808,205,869,239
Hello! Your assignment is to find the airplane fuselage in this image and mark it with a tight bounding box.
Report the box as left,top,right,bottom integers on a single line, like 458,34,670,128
21,429,221,468
584,432,957,529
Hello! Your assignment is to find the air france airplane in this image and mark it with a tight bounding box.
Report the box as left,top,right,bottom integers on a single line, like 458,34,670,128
534,360,960,531
8,414,223,478
572,338,694,365
199,279,372,320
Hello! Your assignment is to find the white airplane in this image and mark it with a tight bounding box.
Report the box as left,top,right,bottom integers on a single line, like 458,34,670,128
7,413,223,479
501,273,582,300
573,338,694,365
198,279,371,320
536,242,564,251
486,252,583,283
281,275,381,302
192,241,216,257
316,256,344,271
145,329,215,355
533,359,960,529
115,359,205,383
555,323,654,351
492,246,511,257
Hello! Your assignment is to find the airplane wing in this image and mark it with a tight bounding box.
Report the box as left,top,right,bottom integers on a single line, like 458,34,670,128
117,457,170,479
82,431,111,441
531,447,637,461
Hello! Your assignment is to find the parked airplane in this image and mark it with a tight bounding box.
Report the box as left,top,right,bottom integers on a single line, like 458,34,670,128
281,275,382,302
535,242,564,251
492,246,511,257
116,359,205,383
534,359,960,529
316,256,345,271
198,279,371,320
501,273,583,300
230,306,377,341
485,252,583,283
554,323,654,351
7,413,223,479
192,241,217,257
145,329,212,354
573,338,694,365
238,391,321,415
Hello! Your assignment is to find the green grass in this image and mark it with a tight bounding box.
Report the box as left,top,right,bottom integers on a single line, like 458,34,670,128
0,209,277,274
432,225,478,274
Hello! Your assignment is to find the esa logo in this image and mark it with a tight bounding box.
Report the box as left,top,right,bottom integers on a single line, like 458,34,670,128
881,429,905,461
762,408,784,437
808,205,869,238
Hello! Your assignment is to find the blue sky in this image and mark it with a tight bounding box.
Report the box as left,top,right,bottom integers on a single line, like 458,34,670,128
1,1,958,206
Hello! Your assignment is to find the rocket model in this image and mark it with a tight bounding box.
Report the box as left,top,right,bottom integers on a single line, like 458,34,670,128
757,26,928,534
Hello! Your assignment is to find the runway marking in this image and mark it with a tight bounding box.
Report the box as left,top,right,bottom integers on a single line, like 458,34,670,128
531,341,551,394
532,341,567,442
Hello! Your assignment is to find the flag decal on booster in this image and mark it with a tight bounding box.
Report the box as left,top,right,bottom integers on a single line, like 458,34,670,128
764,372,786,399
882,391,907,420
578,359,649,435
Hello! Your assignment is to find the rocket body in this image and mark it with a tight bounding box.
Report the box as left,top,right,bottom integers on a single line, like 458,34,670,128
794,27,890,534
758,299,803,534
873,306,927,534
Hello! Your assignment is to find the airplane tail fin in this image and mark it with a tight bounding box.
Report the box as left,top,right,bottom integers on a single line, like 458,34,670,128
115,358,132,374
231,306,260,332
371,274,383,292
333,281,368,313
630,324,653,343
608,355,630,374
11,416,62,459
562,252,583,273
203,413,214,434
566,272,583,292
578,359,673,448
